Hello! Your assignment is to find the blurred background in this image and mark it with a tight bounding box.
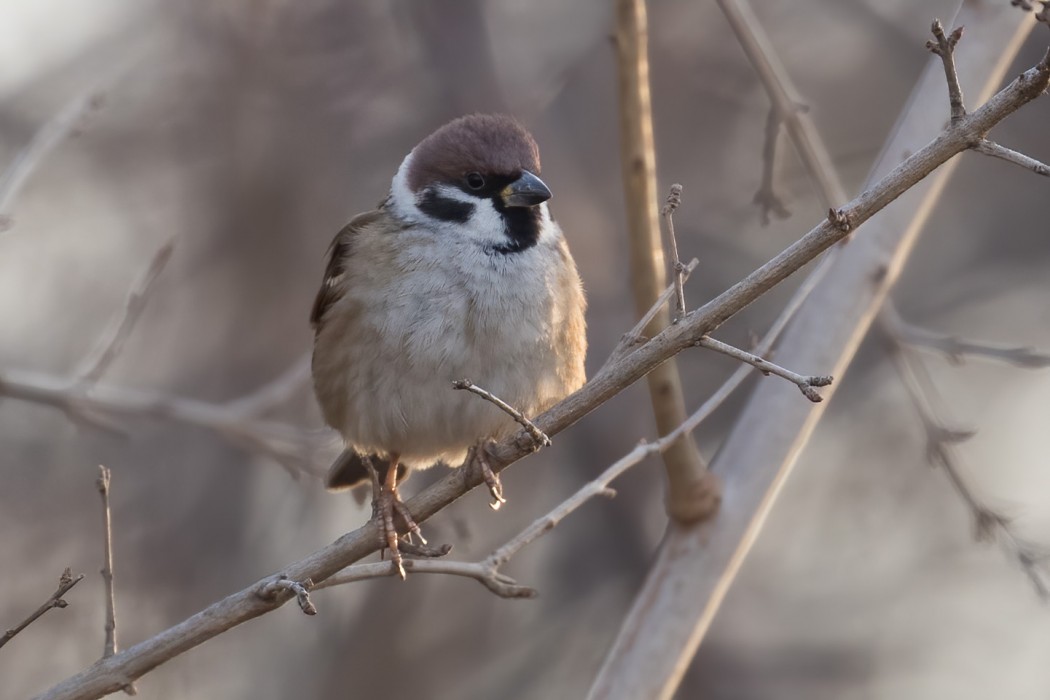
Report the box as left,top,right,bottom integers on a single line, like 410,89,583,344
2,0,1049,697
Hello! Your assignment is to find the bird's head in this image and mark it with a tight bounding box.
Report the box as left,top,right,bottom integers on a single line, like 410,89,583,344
389,114,554,254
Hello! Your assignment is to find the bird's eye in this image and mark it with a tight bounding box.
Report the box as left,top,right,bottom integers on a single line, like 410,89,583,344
465,172,486,190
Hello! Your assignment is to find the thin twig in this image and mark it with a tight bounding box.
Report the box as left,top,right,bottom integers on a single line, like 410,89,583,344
603,259,700,372
452,379,551,447
0,367,328,480
884,304,1050,368
317,559,537,599
753,106,791,224
97,467,118,658
696,336,833,402
96,467,137,695
0,90,105,231
714,0,848,209
883,319,1048,598
77,240,175,385
927,20,967,122
661,184,688,323
0,569,85,651
973,139,1050,176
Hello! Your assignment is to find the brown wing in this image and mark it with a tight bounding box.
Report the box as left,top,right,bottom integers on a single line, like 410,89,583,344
309,208,385,331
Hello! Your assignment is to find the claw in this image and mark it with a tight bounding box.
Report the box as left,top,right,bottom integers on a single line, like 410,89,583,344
473,444,507,510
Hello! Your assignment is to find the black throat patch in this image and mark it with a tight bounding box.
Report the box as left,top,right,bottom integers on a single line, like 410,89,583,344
490,192,542,255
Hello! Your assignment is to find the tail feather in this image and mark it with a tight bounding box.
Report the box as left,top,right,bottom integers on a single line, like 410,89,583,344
325,450,409,493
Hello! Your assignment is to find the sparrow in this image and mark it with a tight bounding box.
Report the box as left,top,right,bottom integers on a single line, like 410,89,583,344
310,114,587,576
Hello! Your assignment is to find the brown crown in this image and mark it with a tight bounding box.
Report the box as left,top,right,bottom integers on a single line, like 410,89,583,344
406,114,541,192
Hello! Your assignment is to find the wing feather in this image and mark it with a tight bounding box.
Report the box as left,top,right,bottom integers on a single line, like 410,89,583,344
309,208,385,330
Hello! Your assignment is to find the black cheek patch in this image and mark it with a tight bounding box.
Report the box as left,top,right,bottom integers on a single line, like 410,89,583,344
417,189,474,223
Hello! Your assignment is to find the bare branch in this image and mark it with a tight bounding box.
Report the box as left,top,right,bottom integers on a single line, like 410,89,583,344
0,90,104,231
96,467,137,695
96,467,119,659
0,569,85,651
452,379,551,448
660,184,688,322
695,336,832,402
0,367,328,480
714,0,848,208
34,33,1050,700
753,106,791,224
615,0,710,522
886,306,1050,367
604,258,699,371
884,318,1049,598
317,560,537,599
927,20,968,122
77,240,175,385
973,138,1050,176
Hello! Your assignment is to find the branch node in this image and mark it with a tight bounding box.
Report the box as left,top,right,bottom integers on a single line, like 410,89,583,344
827,207,852,232
927,20,967,121
257,576,317,616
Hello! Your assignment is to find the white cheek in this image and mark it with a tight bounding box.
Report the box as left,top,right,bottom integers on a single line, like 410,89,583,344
430,185,508,247
388,151,419,223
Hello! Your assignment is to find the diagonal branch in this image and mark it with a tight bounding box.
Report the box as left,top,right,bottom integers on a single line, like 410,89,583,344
77,240,175,386
0,569,85,651
0,90,105,232
695,336,832,401
973,139,1050,175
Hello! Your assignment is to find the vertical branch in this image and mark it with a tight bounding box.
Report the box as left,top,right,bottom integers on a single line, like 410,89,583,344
614,0,711,522
97,466,137,695
97,466,118,659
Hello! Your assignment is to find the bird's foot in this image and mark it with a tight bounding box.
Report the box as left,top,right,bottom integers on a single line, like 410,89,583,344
470,442,507,511
373,485,427,580
364,454,425,580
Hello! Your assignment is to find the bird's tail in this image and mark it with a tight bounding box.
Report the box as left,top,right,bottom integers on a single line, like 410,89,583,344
325,450,408,494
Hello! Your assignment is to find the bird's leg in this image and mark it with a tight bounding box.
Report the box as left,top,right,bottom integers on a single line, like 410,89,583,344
470,442,507,511
371,453,425,580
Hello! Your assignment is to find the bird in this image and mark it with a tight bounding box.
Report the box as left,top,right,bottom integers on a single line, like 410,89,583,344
310,114,587,576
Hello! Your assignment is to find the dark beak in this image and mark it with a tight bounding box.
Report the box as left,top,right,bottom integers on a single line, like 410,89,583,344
500,170,551,208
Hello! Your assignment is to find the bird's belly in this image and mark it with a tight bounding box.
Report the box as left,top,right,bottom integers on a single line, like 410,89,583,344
326,285,565,468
